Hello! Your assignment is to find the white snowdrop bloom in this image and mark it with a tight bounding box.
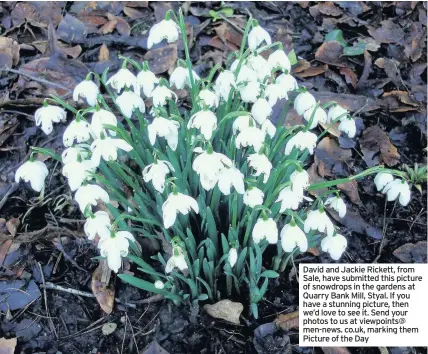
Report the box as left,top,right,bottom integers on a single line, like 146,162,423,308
304,209,335,237
325,196,347,218
247,153,272,183
84,211,111,240
63,119,93,147
107,68,139,93
98,231,135,273
91,137,133,167
198,89,219,109
62,145,90,164
228,248,238,267
248,24,272,51
137,70,159,97
251,98,272,124
261,119,276,138
147,18,180,48
243,187,264,208
91,109,117,138
230,59,239,72
165,247,188,273
327,105,348,123
62,159,96,191
268,50,291,73
73,80,99,106
232,115,255,134
236,126,265,152
162,192,199,229
321,234,347,260
236,64,257,85
338,117,356,138
35,105,66,135
15,160,49,192
252,217,278,244
192,148,232,191
218,166,245,195
264,83,287,106
276,73,299,94
280,223,308,253
303,107,327,129
170,66,200,89
284,130,317,155
148,117,180,151
374,172,394,192
116,91,146,119
290,169,310,193
239,80,260,103
187,110,217,140
275,186,303,212
154,280,165,289
74,184,110,213
294,91,316,115
247,55,270,82
214,70,236,101
142,160,175,193
152,85,177,107
383,179,411,206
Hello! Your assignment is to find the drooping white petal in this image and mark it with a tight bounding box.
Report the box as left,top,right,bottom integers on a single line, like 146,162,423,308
63,120,93,147
284,131,317,155
91,109,117,138
137,70,159,97
294,91,316,115
35,105,66,135
162,193,199,229
218,166,245,195
116,91,145,119
15,160,49,192
247,153,272,183
75,184,110,213
248,25,272,51
321,234,347,260
147,117,180,151
107,68,140,93
252,218,278,244
325,196,347,218
304,210,335,237
243,187,264,208
84,211,111,240
187,110,217,140
280,223,308,252
73,80,99,106
147,19,180,48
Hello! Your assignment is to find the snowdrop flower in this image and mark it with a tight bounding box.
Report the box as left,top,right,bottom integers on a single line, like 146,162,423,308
304,209,335,237
107,68,139,93
280,223,308,253
165,246,188,272
290,169,310,193
338,117,356,138
63,119,93,147
327,105,348,123
294,91,316,115
187,110,217,140
252,217,278,244
243,187,264,208
154,280,165,289
239,81,261,103
218,166,245,195
251,98,272,124
265,83,287,106
143,160,175,193
321,234,347,260
84,211,111,240
152,85,177,106
374,172,394,192
247,153,272,183
268,50,291,73
162,192,199,229
276,73,298,94
236,65,257,85
91,136,133,167
192,147,232,191
62,159,96,191
15,159,49,192
147,18,180,48
228,248,238,267
248,23,272,51
62,145,90,164
261,120,276,138
74,184,110,213
73,79,99,106
325,196,347,218
148,117,180,151
198,89,219,109
98,231,135,272
232,115,255,134
170,66,200,89
284,130,317,155
276,186,303,212
247,55,270,82
236,126,265,152
116,91,145,119
137,70,159,97
383,179,411,206
303,107,327,129
35,104,66,135
91,109,117,138
214,70,236,101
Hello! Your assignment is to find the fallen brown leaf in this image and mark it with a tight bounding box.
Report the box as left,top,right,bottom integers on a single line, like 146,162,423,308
99,43,110,61
107,13,131,36
144,44,178,74
295,65,328,78
318,2,343,16
0,37,20,69
315,137,353,177
315,41,346,67
275,311,299,331
91,260,114,314
360,125,400,167
339,67,358,89
123,6,146,19
0,337,16,354
393,241,427,263
368,19,405,44
5,218,19,237
99,19,117,35
0,240,12,267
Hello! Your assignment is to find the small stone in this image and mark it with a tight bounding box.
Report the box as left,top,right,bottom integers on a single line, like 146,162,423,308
204,299,243,325
102,322,117,336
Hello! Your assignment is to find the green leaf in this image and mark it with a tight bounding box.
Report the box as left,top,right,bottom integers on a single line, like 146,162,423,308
287,49,298,66
251,303,259,319
198,294,209,301
325,29,346,47
343,41,366,56
260,270,279,278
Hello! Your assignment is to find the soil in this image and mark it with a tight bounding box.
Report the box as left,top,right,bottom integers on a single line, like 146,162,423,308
0,1,426,354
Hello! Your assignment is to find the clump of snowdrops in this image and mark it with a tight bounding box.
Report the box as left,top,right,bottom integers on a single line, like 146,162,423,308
16,10,415,317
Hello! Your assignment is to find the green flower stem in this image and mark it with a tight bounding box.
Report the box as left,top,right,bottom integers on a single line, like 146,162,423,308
317,112,348,140
255,41,283,55
305,102,320,130
279,98,292,127
234,18,254,79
